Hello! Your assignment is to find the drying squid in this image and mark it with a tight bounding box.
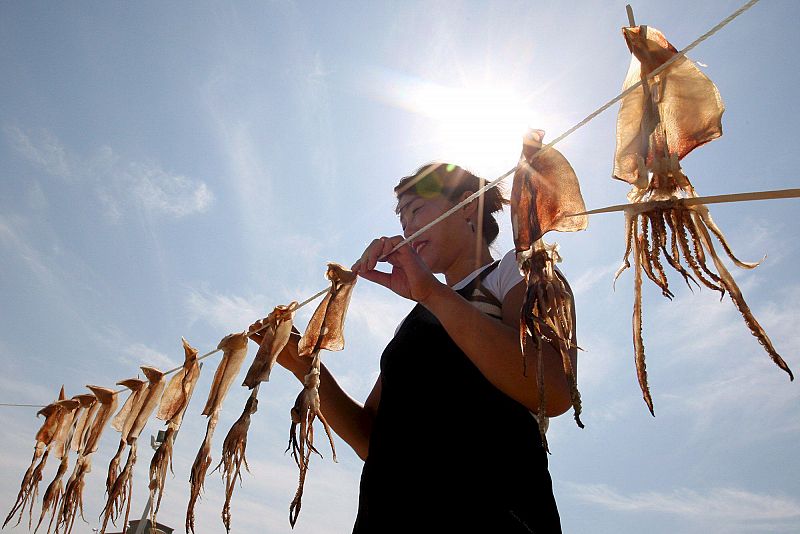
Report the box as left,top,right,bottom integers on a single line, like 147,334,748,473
511,129,588,449
99,367,165,534
56,385,117,534
215,387,258,533
32,396,82,534
297,264,357,357
148,338,201,528
612,24,793,414
4,387,68,529
211,303,298,532
289,263,356,527
47,393,97,534
105,378,146,501
244,302,298,387
68,394,98,455
186,332,248,534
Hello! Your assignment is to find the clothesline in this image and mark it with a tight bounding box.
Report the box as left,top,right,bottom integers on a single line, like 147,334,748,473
380,0,761,260
0,0,762,409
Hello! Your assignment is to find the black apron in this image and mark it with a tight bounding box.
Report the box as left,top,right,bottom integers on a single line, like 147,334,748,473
353,263,562,533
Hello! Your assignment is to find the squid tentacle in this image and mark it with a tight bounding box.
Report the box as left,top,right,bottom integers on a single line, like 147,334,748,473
693,204,764,269
613,212,637,287
690,212,794,380
646,212,674,299
34,455,68,534
632,232,655,416
683,209,725,292
544,282,583,428
674,210,725,295
534,336,549,453
5,447,48,529
639,215,672,298
660,209,699,290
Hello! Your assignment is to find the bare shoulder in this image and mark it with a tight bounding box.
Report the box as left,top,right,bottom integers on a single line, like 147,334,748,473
501,280,526,329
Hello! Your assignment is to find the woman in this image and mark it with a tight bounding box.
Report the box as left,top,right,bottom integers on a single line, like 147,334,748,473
264,154,575,533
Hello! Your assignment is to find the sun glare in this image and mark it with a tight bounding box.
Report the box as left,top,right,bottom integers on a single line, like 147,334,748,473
410,83,536,175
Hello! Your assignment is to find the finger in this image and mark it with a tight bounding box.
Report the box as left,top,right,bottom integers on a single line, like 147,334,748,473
377,235,406,262
361,238,382,272
384,238,418,266
367,237,390,271
357,268,392,289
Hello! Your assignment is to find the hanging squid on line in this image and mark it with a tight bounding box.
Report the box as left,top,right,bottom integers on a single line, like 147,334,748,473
608,21,793,415
55,385,117,534
104,378,147,502
211,301,298,533
289,263,356,527
3,387,67,530
99,366,165,534
4,387,81,532
186,332,249,534
148,338,201,530
510,129,589,451
34,393,94,534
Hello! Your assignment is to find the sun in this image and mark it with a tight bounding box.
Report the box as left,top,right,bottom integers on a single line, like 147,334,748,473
407,82,537,176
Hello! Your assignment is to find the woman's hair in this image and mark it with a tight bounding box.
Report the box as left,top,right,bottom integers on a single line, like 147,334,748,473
394,163,508,245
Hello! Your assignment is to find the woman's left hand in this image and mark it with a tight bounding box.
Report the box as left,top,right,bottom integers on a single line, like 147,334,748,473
351,235,443,303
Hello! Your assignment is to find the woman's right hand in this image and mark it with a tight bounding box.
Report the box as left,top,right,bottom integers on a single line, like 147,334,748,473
351,235,444,304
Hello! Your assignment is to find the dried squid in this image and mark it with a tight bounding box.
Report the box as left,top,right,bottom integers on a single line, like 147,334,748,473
4,387,69,529
32,396,82,534
215,388,258,533
99,367,165,534
3,386,77,529
148,338,201,529
244,302,298,387
511,129,588,450
105,378,146,502
211,303,298,532
289,263,356,527
186,332,248,534
56,385,117,534
612,24,793,415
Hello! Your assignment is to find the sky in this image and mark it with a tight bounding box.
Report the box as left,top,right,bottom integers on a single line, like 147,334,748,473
1,1,799,533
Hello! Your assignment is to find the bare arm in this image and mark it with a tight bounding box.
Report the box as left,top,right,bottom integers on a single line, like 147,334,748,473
262,330,381,460
421,279,575,416
352,234,577,417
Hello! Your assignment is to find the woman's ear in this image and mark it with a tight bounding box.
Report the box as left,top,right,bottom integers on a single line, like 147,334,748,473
458,190,479,221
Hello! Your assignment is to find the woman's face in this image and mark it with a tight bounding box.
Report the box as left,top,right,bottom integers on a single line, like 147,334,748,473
397,192,472,273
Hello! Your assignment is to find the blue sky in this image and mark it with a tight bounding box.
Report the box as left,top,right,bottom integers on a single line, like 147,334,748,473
1,1,799,533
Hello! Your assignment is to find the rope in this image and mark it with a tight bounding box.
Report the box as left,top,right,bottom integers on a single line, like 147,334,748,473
568,188,800,217
381,0,761,259
109,287,331,396
0,0,762,408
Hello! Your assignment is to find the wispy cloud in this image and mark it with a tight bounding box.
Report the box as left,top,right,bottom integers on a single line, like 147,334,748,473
566,482,800,527
185,285,267,333
7,125,74,178
90,325,179,375
4,124,213,221
347,287,409,343
646,275,800,440
0,213,56,284
119,342,179,371
570,260,619,296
